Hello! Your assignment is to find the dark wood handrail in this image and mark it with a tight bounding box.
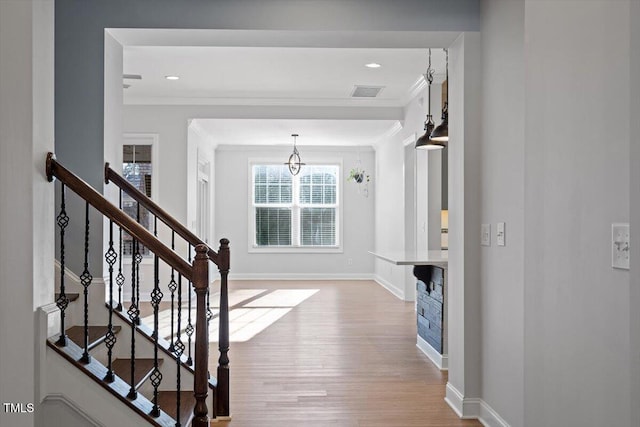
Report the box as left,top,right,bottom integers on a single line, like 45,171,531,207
47,153,193,281
104,164,219,265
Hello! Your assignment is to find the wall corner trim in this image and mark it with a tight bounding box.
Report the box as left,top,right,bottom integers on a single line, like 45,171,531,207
445,383,511,427
416,335,448,370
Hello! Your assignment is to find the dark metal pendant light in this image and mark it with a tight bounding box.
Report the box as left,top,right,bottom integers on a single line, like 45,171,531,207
416,49,439,150
430,48,449,144
285,133,305,175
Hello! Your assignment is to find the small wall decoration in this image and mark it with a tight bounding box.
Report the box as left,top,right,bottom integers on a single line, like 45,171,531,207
347,167,370,197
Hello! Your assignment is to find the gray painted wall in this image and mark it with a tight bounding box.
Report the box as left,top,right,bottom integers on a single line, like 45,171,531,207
630,2,640,426
479,1,525,425
523,1,631,426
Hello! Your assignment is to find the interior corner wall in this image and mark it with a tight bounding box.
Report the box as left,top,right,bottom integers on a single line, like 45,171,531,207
373,135,408,297
630,1,640,425
478,1,525,425
523,1,631,426
446,31,482,402
0,1,54,425
215,145,375,279
187,123,216,244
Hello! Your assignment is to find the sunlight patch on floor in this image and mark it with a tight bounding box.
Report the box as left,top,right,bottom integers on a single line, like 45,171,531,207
143,288,319,343
243,289,320,308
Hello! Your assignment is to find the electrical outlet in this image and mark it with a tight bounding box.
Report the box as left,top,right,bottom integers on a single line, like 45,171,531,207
481,224,491,246
612,223,630,269
497,222,505,246
347,258,353,266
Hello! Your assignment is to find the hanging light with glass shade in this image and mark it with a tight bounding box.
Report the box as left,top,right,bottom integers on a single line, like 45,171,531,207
415,49,440,150
285,133,305,175
430,48,449,144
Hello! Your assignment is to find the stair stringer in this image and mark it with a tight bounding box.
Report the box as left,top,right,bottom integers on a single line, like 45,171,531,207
41,348,153,427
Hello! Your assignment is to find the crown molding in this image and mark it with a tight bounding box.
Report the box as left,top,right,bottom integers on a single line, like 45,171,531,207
189,120,218,148
372,121,404,151
124,96,409,108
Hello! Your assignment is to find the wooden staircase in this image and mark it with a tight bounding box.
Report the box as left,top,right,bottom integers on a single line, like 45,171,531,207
44,153,230,427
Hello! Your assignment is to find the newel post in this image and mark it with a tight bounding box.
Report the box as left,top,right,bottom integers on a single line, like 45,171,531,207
217,238,231,418
192,244,209,427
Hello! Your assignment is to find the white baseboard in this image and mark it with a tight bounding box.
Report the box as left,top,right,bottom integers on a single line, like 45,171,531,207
416,335,448,370
445,382,466,418
445,383,511,427
228,273,375,281
478,400,511,427
372,274,404,300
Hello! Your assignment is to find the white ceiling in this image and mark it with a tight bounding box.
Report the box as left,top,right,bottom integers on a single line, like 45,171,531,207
118,29,448,146
123,46,446,107
192,119,401,147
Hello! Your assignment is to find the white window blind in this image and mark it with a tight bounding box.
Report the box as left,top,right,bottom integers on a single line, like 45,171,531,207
252,164,339,248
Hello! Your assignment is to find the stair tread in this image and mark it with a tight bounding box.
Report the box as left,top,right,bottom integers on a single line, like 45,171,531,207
110,303,218,391
157,390,196,427
55,292,79,302
112,358,163,390
65,325,122,351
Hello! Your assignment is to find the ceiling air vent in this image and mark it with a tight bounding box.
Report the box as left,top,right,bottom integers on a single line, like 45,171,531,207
351,85,384,98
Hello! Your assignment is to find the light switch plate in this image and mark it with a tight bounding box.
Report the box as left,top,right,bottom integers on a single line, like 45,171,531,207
612,223,630,270
481,224,491,246
497,222,505,246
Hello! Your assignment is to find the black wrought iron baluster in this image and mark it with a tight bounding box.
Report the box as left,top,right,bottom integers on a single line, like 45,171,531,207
174,273,185,426
80,201,93,364
167,232,177,352
116,189,124,311
135,202,141,325
185,244,194,366
55,183,70,346
150,216,163,416
127,238,140,399
104,220,117,382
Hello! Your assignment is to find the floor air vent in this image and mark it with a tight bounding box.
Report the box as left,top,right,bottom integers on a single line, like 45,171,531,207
351,85,384,98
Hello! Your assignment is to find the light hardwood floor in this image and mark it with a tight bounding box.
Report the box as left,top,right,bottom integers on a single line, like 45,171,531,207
207,280,480,427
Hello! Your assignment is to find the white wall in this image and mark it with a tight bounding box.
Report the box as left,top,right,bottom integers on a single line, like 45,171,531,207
373,83,445,300
373,131,409,298
478,1,525,425
523,1,631,426
631,3,640,425
445,31,482,409
215,145,375,278
0,1,54,426
187,122,216,245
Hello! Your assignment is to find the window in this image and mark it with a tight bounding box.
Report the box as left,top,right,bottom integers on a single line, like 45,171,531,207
122,144,153,256
252,164,340,249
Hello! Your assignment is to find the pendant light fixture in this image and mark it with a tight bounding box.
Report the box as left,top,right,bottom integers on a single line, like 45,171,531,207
430,48,449,144
416,49,439,150
285,133,305,175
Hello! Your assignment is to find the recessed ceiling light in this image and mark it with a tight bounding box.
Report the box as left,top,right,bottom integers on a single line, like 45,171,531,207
165,75,180,80
365,63,381,69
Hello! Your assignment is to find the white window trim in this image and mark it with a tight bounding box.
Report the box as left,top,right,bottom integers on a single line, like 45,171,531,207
248,158,343,254
122,133,159,264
